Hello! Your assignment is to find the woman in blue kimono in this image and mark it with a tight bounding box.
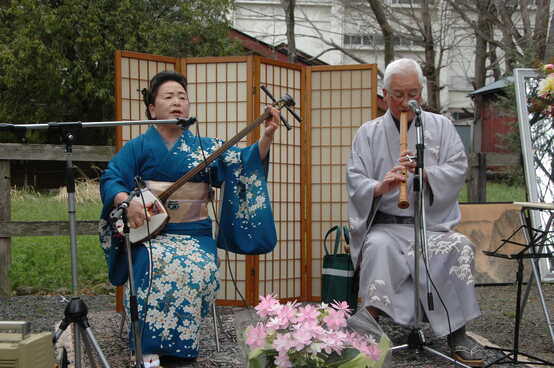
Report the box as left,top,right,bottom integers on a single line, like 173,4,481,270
99,71,279,367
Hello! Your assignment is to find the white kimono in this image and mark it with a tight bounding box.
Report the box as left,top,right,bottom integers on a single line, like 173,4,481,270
347,110,480,337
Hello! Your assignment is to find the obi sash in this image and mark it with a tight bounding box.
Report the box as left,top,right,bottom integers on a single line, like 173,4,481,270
145,180,211,223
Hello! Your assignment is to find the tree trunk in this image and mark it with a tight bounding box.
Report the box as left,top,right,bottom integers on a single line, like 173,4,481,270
534,0,553,61
547,7,554,60
532,0,550,60
421,0,439,110
469,1,490,202
281,0,297,63
366,0,394,66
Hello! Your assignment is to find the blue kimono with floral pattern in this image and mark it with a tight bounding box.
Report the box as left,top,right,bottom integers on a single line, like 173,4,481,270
99,126,276,358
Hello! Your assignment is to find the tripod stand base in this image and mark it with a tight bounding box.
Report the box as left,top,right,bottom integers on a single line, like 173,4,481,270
484,346,554,367
391,329,474,368
53,297,111,368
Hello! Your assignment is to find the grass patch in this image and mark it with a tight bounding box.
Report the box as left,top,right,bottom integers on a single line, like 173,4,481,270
9,182,111,295
10,235,109,294
459,182,526,203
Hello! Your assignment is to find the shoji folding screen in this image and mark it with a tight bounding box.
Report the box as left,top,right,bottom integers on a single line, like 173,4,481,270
115,50,377,305
306,66,377,301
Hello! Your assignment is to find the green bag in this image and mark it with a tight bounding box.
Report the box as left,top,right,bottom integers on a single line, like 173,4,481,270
321,225,358,311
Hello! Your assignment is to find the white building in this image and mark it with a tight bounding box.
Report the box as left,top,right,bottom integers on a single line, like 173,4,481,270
231,0,548,120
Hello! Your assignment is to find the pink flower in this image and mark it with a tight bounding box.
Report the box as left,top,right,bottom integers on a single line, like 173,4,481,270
349,331,380,360
291,326,313,350
299,319,325,339
273,332,295,354
267,315,290,330
323,309,347,330
274,351,293,368
255,294,281,318
276,301,297,326
294,304,319,324
320,330,346,354
245,323,267,349
330,300,352,317
366,344,381,360
246,295,382,367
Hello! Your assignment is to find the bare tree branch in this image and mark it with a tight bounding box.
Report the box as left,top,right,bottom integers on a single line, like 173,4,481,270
445,0,504,49
520,0,532,43
365,0,394,66
297,7,371,66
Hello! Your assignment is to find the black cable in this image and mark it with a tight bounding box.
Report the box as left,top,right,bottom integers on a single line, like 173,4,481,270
126,141,154,358
411,111,456,365
416,180,455,365
137,186,154,353
194,122,248,306
420,240,455,366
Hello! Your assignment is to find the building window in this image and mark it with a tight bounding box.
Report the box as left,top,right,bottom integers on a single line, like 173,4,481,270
343,34,373,46
389,0,423,5
344,33,418,49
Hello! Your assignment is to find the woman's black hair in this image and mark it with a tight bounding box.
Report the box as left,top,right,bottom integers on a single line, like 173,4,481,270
141,71,188,120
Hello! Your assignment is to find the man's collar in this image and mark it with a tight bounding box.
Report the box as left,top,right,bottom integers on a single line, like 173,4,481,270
388,111,416,132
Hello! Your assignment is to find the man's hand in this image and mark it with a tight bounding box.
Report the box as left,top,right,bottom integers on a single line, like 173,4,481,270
398,150,416,174
374,151,427,197
374,165,406,197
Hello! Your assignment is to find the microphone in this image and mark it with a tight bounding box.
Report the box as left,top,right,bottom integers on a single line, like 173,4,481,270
408,100,421,115
109,188,141,222
177,117,197,129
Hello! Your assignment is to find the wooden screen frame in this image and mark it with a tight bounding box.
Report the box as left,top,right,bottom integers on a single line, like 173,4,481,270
114,50,378,306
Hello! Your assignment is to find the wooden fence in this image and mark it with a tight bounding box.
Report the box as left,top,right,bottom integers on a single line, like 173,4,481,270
0,143,520,298
0,143,114,297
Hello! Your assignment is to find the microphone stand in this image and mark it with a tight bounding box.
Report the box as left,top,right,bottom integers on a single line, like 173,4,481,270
110,185,145,368
391,109,472,367
1,117,195,368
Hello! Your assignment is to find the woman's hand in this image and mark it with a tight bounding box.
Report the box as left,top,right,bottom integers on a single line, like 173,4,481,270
113,192,149,228
258,107,280,160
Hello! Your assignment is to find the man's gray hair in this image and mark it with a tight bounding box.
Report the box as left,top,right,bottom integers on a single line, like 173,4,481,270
383,58,425,90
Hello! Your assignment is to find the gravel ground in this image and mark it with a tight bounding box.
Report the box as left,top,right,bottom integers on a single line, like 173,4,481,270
1,282,553,367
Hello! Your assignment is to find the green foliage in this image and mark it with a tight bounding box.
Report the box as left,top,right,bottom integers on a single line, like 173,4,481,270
0,0,241,145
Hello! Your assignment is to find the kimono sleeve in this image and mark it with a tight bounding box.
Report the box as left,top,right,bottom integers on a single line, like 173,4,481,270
347,124,381,268
98,139,142,285
211,142,277,254
424,118,468,214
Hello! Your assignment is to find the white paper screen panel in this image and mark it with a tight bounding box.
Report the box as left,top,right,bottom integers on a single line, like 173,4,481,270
119,57,176,144
310,68,373,297
258,62,302,300
185,60,250,302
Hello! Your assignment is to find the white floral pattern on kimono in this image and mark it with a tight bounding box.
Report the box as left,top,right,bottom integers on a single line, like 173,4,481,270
99,126,276,357
347,111,481,337
126,234,218,355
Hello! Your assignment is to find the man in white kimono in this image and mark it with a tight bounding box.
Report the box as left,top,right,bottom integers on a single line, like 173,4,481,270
347,58,484,367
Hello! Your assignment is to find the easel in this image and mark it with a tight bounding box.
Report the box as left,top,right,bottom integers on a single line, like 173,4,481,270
482,201,554,366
